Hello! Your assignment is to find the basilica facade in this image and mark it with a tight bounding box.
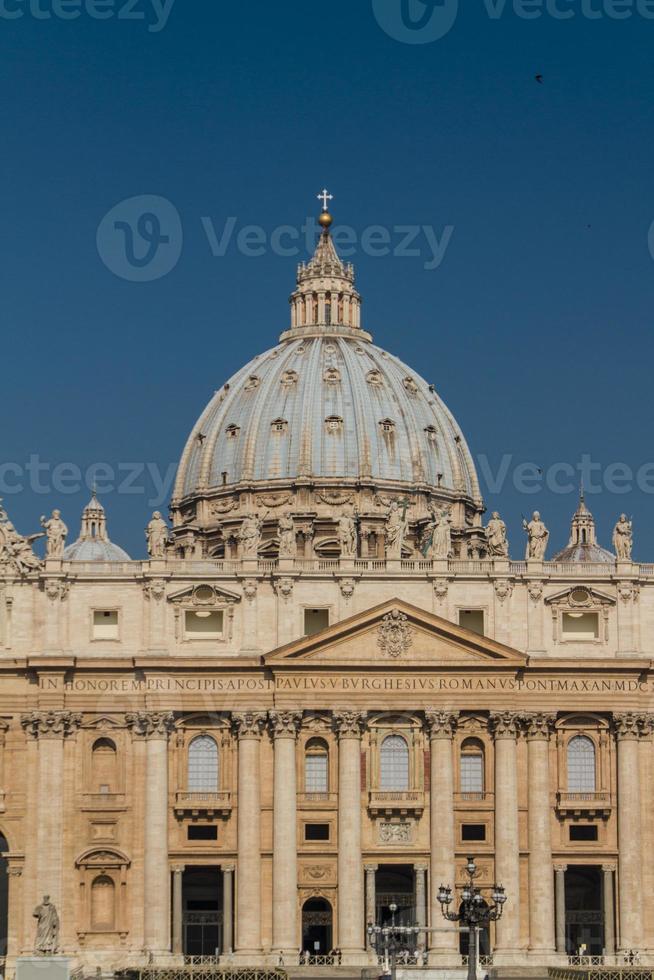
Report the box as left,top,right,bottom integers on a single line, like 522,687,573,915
1,202,653,977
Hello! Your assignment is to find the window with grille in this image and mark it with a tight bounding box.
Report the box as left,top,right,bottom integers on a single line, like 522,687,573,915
567,735,596,793
460,742,484,794
188,735,219,792
305,742,329,793
380,735,409,791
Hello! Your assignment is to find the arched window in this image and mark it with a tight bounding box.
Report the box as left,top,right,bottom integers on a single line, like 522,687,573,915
567,735,596,793
380,735,409,791
92,738,117,793
188,735,219,792
460,738,484,796
91,875,115,931
305,738,329,794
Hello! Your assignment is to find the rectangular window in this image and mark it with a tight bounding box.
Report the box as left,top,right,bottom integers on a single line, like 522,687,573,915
459,609,484,636
184,610,224,639
92,610,119,640
187,825,218,841
305,754,329,793
569,825,598,842
462,824,486,841
305,823,330,842
304,608,329,636
460,754,484,794
562,612,599,641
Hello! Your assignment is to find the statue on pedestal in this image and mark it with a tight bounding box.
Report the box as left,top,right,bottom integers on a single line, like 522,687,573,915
338,512,358,558
613,514,633,560
277,514,296,559
432,507,453,559
40,510,68,559
385,500,408,559
522,511,549,560
0,501,44,575
33,894,59,954
486,511,509,557
146,511,170,558
238,514,262,558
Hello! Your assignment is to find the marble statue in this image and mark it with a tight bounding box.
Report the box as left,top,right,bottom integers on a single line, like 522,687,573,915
432,508,453,559
238,514,262,558
613,514,633,560
40,510,68,559
33,894,59,954
277,514,296,559
0,502,43,575
385,500,408,559
486,511,509,557
338,513,357,558
146,511,170,558
523,511,549,560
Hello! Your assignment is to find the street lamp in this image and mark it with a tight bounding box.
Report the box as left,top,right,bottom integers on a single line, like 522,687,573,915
367,901,421,980
437,855,507,980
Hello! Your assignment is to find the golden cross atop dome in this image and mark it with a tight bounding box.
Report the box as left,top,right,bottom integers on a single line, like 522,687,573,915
317,188,333,212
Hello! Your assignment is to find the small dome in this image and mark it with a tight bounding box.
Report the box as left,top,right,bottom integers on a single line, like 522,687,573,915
552,490,614,563
64,492,131,561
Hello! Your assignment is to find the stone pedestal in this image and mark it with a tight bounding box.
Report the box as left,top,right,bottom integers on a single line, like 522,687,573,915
16,957,74,980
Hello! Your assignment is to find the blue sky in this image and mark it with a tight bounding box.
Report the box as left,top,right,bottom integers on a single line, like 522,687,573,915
1,0,653,558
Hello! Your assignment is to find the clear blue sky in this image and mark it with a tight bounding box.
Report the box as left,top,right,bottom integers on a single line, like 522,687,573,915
1,0,653,558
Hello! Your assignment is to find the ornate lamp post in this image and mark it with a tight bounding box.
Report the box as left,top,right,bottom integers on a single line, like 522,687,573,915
437,856,507,980
367,901,421,980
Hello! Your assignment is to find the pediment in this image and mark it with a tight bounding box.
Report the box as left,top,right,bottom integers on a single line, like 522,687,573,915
265,599,526,668
167,583,241,605
544,586,616,608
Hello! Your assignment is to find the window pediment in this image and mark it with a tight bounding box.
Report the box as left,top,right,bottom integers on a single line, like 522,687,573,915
167,584,241,607
544,586,616,609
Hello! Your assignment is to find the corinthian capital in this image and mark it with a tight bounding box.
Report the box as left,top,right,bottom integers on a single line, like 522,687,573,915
522,712,556,740
20,710,81,740
489,711,521,739
424,709,458,740
268,710,302,739
612,711,647,741
232,711,267,740
125,710,175,739
332,710,367,739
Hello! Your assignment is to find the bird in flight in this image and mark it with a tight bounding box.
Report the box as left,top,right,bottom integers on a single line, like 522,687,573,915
535,74,544,84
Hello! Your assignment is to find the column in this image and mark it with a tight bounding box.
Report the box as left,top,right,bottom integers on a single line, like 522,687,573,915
127,710,174,955
223,865,234,955
425,710,458,962
614,713,644,952
524,713,556,958
334,710,366,961
603,865,616,958
232,711,266,956
414,864,428,952
172,866,184,956
365,864,378,947
554,866,566,955
490,712,522,961
270,710,302,957
21,711,80,909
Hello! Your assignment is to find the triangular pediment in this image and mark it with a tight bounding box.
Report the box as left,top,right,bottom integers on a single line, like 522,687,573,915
265,599,526,668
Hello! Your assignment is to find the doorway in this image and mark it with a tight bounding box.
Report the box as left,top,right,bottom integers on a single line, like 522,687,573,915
301,898,333,957
375,865,416,928
182,867,222,956
565,866,604,955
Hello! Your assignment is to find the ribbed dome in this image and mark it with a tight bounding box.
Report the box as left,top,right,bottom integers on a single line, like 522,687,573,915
64,492,131,562
174,335,480,499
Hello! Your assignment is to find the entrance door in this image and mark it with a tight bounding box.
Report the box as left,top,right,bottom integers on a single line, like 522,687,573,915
182,867,222,957
302,898,333,957
565,867,604,955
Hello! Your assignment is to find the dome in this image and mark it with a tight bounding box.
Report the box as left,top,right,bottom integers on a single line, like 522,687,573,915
174,336,481,497
64,492,131,562
171,197,485,557
552,490,614,563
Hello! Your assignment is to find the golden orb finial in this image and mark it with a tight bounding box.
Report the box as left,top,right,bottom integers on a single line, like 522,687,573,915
318,211,333,229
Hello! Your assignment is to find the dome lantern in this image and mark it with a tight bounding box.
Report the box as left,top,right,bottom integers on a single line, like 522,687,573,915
63,491,131,561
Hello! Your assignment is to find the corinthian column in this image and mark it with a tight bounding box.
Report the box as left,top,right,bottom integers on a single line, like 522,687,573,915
269,710,302,958
523,713,556,959
232,711,266,956
21,711,81,914
614,712,645,952
334,710,366,961
490,711,522,961
126,710,174,955
425,710,458,963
